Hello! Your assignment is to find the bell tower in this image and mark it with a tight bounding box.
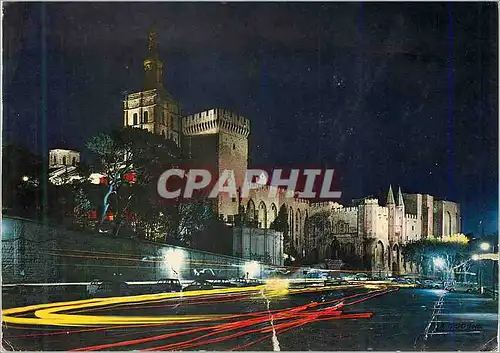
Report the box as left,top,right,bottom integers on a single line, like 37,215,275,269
123,29,182,148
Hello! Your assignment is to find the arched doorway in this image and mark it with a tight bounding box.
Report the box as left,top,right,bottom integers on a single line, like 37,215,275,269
246,200,256,226
374,241,385,273
446,211,452,236
270,203,278,226
392,244,400,275
330,237,341,259
296,209,301,251
258,201,267,228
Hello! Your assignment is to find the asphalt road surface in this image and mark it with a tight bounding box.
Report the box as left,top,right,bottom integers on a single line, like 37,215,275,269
2,283,498,351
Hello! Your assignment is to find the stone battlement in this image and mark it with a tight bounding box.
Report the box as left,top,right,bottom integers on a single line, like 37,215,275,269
405,214,418,220
183,108,250,137
333,206,358,213
311,201,343,209
364,198,379,205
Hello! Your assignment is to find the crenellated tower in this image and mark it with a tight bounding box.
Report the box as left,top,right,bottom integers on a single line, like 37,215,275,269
183,108,251,220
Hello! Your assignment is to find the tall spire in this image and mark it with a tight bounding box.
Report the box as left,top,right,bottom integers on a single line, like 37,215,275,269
397,186,404,207
144,27,163,89
386,185,395,205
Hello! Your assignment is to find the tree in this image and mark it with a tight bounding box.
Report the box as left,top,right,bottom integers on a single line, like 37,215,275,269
84,127,220,246
86,127,179,227
402,234,471,278
270,204,290,253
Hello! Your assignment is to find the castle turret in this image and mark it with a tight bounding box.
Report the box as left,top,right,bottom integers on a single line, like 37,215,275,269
396,186,405,244
397,186,404,208
387,185,395,205
387,185,396,245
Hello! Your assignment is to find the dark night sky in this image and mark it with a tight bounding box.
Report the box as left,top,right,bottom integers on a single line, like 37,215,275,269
3,2,498,234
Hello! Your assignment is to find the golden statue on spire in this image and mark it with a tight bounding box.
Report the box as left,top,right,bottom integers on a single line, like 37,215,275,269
148,28,156,52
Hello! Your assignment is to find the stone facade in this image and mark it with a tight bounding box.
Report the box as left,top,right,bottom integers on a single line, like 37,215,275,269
240,185,310,258
434,200,461,237
304,186,461,275
49,148,80,168
1,217,254,284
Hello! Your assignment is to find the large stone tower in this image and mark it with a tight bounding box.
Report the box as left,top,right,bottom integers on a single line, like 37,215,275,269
123,29,182,148
183,108,250,220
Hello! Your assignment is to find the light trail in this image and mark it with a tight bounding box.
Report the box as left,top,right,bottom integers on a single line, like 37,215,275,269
3,284,397,351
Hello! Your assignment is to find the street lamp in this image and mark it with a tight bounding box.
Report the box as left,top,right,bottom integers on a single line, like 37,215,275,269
480,242,490,251
22,176,29,182
433,257,445,268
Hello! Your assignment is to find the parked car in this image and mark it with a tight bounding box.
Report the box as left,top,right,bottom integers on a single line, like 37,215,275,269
92,281,130,298
155,278,182,293
422,279,443,289
86,279,102,297
194,268,217,280
354,273,369,281
445,282,479,293
183,280,214,292
340,273,356,281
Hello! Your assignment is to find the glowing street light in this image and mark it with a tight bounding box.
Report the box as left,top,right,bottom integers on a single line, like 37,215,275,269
480,242,491,251
472,254,479,261
164,249,184,276
244,261,260,279
22,176,29,182
433,257,445,268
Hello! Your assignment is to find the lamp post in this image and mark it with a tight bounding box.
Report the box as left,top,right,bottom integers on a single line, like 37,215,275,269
472,241,497,297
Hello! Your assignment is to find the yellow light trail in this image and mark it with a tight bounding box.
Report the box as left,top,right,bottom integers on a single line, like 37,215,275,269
3,286,263,327
3,282,384,328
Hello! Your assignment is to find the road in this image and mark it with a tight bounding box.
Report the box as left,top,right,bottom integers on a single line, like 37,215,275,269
2,283,498,351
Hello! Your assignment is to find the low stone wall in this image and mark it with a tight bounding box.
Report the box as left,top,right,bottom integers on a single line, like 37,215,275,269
1,217,263,284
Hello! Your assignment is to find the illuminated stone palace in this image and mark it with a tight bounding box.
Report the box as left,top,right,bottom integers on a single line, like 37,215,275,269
93,31,463,272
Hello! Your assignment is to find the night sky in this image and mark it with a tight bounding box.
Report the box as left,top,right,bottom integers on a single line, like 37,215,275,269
3,2,498,234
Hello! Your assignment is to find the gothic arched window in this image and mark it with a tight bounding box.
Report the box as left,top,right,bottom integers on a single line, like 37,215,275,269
143,111,149,123
62,156,67,165
72,157,76,166
133,113,138,125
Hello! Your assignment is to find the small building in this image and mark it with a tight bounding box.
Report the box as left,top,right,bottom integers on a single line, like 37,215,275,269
48,148,81,185
233,227,284,266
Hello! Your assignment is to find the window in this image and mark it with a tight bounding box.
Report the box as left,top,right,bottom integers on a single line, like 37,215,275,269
143,111,148,123
133,113,138,125
233,143,236,150
72,157,76,166
162,112,166,124
62,156,66,165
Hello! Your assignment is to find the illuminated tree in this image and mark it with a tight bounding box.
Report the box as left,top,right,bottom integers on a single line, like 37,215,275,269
402,234,471,277
86,127,179,228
